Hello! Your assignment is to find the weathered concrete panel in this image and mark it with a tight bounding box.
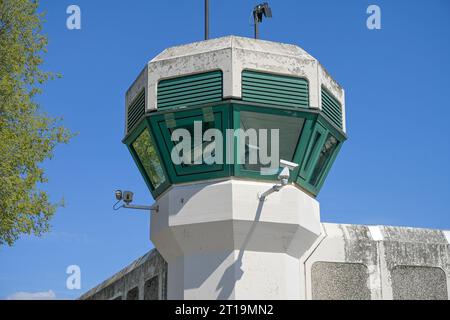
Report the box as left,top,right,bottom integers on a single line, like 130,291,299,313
311,262,371,300
391,266,448,300
305,223,450,300
304,223,381,300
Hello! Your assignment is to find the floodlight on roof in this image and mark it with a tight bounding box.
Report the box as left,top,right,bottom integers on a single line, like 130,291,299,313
252,2,273,39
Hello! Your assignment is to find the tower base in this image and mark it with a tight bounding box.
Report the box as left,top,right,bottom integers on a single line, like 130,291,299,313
151,179,322,299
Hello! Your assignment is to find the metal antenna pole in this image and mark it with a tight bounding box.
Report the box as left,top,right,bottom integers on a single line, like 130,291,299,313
205,0,209,40
254,16,259,39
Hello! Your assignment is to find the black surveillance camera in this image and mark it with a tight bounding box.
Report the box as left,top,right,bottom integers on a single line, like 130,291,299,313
122,191,134,205
114,189,133,204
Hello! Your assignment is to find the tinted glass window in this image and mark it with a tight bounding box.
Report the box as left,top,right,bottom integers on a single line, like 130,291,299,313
309,134,338,186
132,129,166,189
239,111,304,173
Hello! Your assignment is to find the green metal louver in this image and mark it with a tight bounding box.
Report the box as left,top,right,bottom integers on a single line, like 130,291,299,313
242,70,309,108
127,89,145,133
321,89,343,129
157,71,223,110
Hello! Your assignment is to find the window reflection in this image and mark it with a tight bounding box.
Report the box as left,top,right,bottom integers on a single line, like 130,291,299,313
132,129,166,189
309,134,338,186
240,111,304,173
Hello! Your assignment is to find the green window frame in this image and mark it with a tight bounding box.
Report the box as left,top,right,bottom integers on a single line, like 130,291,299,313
309,134,339,186
123,100,346,199
296,116,345,195
149,104,231,183
299,123,328,180
125,120,171,198
232,104,316,182
312,133,343,192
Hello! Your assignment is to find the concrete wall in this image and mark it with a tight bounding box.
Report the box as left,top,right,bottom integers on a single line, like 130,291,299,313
80,223,450,300
79,250,167,300
306,223,450,300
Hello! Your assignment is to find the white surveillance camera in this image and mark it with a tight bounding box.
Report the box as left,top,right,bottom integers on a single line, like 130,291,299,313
280,159,299,171
259,160,299,200
122,191,134,204
278,167,290,185
278,160,299,186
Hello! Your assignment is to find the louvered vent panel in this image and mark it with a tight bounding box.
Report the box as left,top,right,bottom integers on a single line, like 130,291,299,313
321,89,343,129
242,70,309,108
157,71,223,110
127,90,145,133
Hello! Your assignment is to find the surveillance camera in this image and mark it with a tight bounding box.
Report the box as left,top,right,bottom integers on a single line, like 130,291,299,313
115,190,123,201
122,191,134,205
277,160,299,186
280,159,299,171
278,167,290,181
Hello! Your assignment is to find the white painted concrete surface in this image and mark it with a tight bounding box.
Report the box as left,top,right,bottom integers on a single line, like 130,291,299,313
151,179,321,299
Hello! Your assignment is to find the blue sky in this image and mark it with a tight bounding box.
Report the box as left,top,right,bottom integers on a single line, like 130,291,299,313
1,0,450,300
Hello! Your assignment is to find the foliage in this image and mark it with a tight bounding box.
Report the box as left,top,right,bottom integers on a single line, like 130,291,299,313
0,0,72,245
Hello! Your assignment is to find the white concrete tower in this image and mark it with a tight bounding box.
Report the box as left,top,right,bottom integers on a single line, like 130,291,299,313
123,36,347,299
